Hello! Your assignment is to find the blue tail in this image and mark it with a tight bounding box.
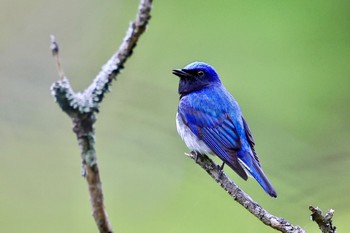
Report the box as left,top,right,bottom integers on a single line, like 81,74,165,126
239,152,277,198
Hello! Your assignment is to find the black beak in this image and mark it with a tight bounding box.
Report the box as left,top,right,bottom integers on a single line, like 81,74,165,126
172,69,192,79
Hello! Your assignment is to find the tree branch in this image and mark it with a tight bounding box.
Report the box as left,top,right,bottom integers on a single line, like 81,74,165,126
50,1,153,232
186,152,306,233
309,206,336,233
187,152,338,232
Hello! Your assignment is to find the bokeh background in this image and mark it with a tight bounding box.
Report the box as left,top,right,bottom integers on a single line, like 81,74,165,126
1,0,349,232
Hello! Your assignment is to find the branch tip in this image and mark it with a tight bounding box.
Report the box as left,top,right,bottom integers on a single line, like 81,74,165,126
309,206,336,233
50,35,65,80
50,34,59,55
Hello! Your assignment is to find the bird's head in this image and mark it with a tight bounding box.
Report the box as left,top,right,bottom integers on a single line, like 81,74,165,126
172,62,221,96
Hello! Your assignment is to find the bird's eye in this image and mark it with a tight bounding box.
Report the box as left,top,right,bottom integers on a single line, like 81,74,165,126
197,71,205,77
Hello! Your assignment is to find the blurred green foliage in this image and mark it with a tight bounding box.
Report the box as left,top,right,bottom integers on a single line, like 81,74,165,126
1,0,349,232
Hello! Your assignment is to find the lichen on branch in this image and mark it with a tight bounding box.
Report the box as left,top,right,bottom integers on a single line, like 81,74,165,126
49,1,153,233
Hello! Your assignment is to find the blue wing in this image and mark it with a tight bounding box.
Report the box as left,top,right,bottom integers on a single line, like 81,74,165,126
241,116,260,165
178,103,248,180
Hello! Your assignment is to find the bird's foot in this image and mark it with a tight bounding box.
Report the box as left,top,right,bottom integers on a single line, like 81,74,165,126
219,162,225,170
190,151,201,163
217,162,225,179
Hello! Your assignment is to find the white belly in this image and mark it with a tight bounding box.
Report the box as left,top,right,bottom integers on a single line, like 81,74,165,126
176,113,212,154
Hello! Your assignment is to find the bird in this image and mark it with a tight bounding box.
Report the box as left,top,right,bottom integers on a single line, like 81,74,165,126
172,61,277,197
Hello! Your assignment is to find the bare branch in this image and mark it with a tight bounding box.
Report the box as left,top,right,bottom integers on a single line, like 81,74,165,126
186,152,306,233
310,206,337,233
84,0,153,112
50,1,153,232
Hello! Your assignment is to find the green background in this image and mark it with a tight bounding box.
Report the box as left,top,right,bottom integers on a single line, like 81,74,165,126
1,0,349,232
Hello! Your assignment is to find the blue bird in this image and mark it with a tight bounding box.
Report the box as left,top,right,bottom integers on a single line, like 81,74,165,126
172,61,277,197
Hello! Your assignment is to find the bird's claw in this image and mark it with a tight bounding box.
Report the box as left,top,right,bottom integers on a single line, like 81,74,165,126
190,151,200,163
217,162,225,179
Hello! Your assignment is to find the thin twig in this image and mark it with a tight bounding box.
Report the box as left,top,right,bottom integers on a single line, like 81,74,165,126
50,35,65,80
50,1,153,233
186,152,306,233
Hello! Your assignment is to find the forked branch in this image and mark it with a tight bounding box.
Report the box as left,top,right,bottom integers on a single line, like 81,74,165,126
50,1,152,232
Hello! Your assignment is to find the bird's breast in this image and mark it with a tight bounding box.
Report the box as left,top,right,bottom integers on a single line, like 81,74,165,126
176,112,212,154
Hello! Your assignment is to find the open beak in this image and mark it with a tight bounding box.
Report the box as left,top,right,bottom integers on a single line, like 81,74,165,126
172,69,192,79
